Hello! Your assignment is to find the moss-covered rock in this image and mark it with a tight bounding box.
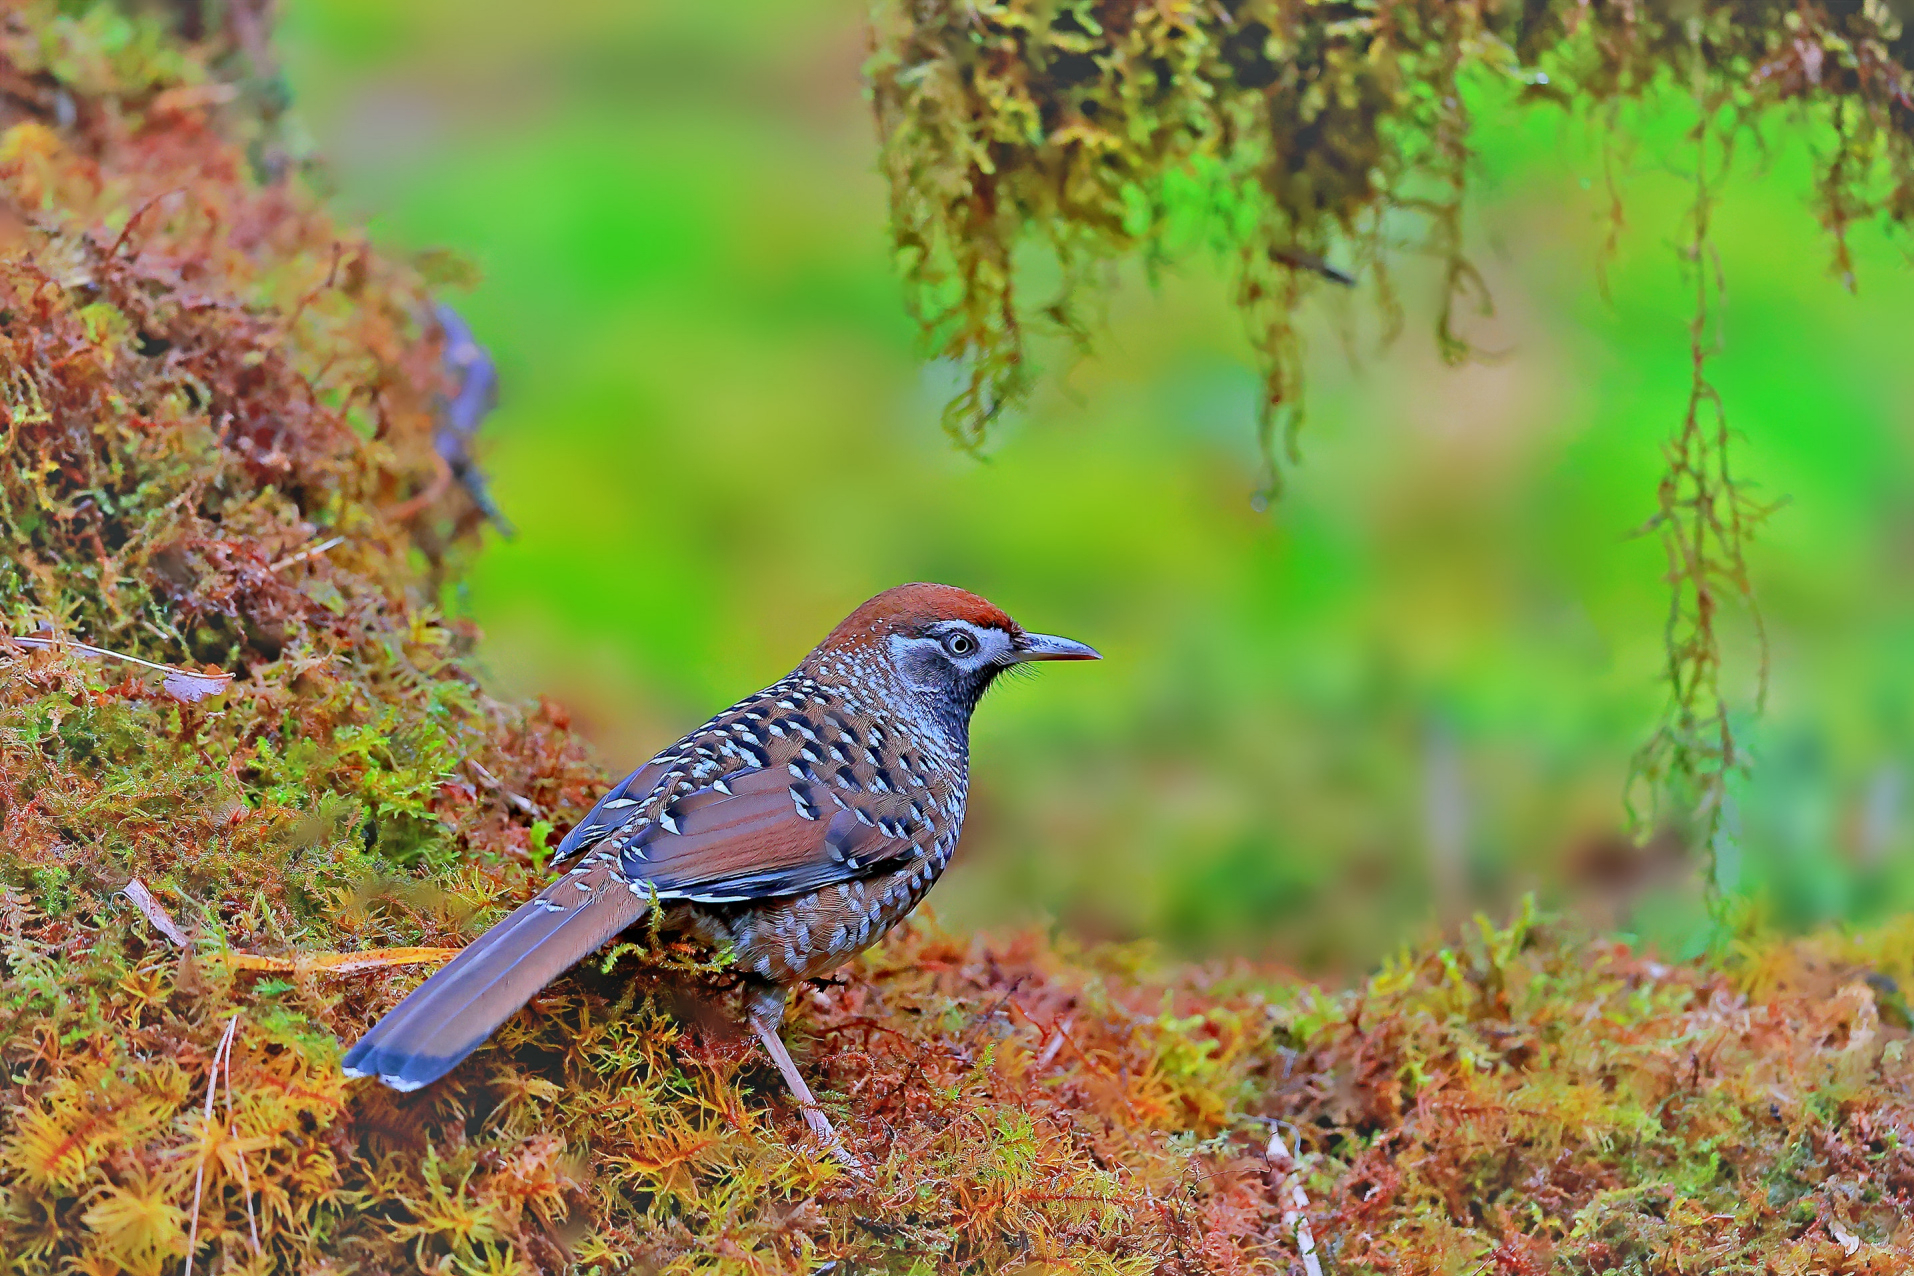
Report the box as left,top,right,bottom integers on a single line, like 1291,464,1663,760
3,5,1913,1273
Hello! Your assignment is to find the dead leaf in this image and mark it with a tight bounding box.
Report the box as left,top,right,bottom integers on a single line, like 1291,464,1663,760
6,633,234,703
119,878,190,947
161,667,235,703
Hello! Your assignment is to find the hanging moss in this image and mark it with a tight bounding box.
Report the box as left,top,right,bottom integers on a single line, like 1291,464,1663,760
3,4,1914,1272
870,0,1914,838
871,0,1914,473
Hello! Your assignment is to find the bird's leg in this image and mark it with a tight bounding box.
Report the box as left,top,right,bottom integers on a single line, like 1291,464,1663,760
746,985,862,1173
749,1017,837,1145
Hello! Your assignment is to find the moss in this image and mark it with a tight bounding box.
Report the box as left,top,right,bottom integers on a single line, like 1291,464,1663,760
3,4,1914,1272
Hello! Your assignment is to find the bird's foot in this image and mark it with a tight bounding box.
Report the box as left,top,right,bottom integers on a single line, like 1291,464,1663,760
795,1099,864,1176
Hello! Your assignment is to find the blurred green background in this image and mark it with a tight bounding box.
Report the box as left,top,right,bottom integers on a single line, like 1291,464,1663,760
276,0,1914,973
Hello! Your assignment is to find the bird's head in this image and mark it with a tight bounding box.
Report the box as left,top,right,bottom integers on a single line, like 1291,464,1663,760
807,583,1099,723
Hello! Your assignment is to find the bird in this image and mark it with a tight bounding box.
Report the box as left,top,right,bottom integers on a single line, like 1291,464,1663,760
341,583,1098,1155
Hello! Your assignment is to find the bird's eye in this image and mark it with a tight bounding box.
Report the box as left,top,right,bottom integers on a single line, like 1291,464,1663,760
942,631,977,658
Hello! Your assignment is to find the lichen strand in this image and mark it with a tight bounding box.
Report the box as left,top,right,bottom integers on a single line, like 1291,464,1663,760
1627,94,1779,868
3,5,1913,1272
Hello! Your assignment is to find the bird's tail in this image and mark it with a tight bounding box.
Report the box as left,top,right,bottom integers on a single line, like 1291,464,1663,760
342,857,649,1091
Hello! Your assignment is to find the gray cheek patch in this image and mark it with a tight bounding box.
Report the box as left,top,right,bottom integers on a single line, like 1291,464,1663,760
888,634,947,693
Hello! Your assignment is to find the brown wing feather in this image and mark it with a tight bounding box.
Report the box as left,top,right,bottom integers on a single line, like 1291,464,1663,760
552,759,667,861
626,765,924,902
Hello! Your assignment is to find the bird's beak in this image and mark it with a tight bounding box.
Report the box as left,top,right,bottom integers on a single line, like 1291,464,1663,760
1009,631,1101,662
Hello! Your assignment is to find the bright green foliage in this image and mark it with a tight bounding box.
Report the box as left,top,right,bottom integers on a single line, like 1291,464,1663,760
4,4,1914,1272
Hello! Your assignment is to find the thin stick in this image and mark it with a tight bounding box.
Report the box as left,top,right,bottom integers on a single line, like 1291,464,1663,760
184,1014,241,1276
222,946,459,977
1267,1126,1324,1276
268,534,344,572
222,1023,261,1255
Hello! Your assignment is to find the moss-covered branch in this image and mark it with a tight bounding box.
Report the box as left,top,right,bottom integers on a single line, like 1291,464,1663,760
870,0,1914,470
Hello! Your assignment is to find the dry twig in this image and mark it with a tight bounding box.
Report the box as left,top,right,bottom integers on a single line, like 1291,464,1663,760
222,947,459,977
222,1022,261,1256
184,1013,242,1276
268,534,344,572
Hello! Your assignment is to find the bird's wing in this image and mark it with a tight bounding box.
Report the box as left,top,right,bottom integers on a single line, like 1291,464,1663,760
552,760,668,861
554,687,955,903
617,762,936,903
